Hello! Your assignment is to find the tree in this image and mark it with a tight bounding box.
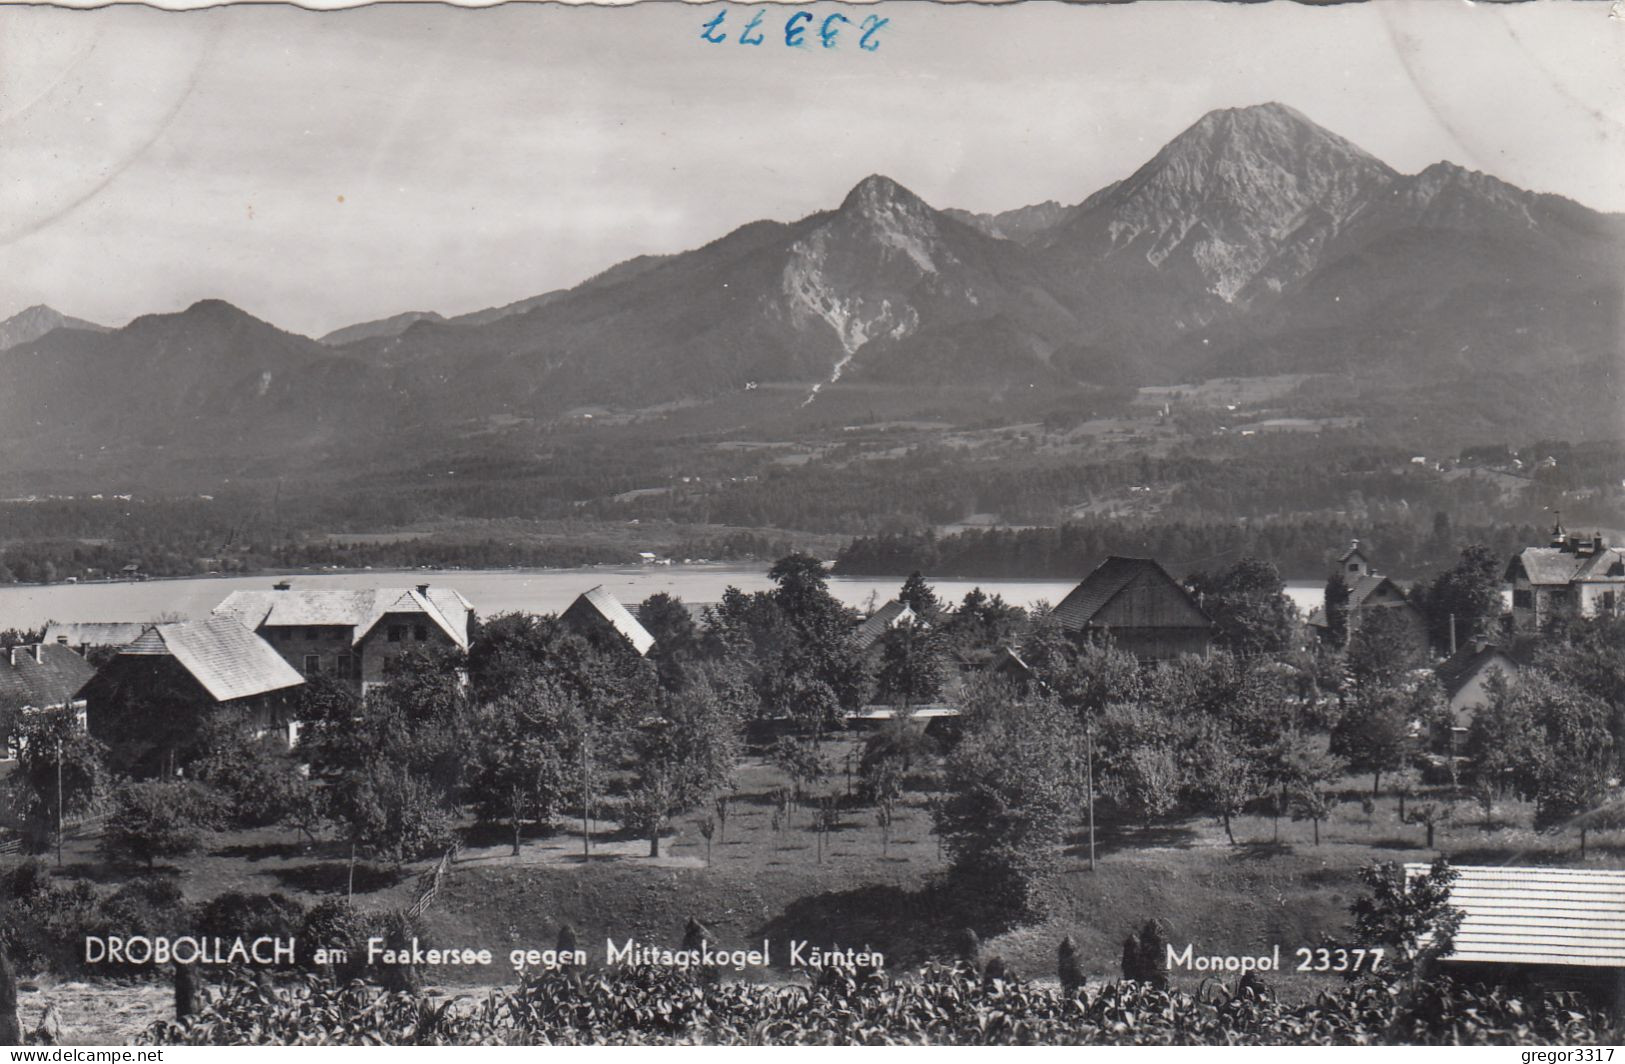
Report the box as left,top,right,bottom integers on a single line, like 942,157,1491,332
1423,544,1504,653
1346,608,1427,695
1347,858,1463,981
933,690,1081,920
897,571,941,618
11,708,109,853
190,721,317,831
1190,558,1298,657
1405,800,1453,849
468,680,575,856
337,764,456,865
1331,686,1416,796
1190,734,1256,845
100,781,223,870
873,618,946,709
1322,573,1352,648
639,593,702,691
1288,745,1344,847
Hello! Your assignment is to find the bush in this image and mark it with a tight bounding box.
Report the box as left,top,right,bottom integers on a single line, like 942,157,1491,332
100,781,225,870
196,892,306,969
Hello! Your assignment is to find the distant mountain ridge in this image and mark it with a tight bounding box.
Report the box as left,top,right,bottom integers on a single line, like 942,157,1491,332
0,305,109,352
3,102,1620,482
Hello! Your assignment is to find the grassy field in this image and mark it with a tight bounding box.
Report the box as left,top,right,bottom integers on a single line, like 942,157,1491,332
14,732,1625,1043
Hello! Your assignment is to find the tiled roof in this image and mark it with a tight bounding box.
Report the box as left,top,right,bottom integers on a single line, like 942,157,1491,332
1408,863,1625,968
1434,643,1517,699
119,617,305,703
854,600,914,650
1347,573,1413,609
0,643,97,713
213,584,472,649
1053,556,1208,633
42,621,151,648
1508,548,1587,586
566,586,655,656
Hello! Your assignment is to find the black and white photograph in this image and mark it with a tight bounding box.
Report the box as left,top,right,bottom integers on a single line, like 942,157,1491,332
1,0,1623,1047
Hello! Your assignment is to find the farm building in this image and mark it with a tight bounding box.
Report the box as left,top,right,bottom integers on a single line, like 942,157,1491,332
1408,863,1625,1010
561,586,656,656
1052,556,1212,661
79,617,305,776
212,582,474,693
0,642,97,759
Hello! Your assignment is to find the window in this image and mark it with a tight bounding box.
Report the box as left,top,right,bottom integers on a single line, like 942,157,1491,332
1512,589,1533,609
1603,591,1617,614
1347,563,1359,572
414,625,429,641
387,625,405,642
303,654,321,675
337,654,355,679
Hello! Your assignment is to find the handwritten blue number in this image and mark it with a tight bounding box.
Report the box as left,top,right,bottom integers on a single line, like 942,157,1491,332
785,11,811,48
858,15,888,51
820,13,849,48
700,11,726,43
739,8,766,46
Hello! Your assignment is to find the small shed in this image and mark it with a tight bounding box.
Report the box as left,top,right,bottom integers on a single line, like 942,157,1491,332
1407,863,1625,1008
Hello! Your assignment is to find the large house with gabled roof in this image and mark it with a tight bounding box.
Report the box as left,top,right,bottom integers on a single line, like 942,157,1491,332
79,616,306,776
1052,556,1212,661
212,581,474,692
0,642,98,760
1506,523,1625,632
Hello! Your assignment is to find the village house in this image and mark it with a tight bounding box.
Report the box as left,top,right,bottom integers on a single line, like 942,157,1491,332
1431,640,1523,749
1052,556,1213,661
1505,522,1625,632
0,642,97,760
560,586,656,656
1311,541,1431,655
212,581,474,693
78,617,306,776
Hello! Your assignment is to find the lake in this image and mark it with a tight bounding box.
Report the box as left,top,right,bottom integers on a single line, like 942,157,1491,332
0,564,1328,631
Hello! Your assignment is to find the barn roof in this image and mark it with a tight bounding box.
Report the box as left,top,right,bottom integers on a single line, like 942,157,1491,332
118,617,305,704
565,586,656,656
0,643,97,714
1406,863,1625,968
213,585,472,649
42,621,152,648
854,600,914,650
1052,556,1209,633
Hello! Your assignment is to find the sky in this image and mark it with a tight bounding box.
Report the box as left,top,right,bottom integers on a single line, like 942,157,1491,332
2,1,1623,338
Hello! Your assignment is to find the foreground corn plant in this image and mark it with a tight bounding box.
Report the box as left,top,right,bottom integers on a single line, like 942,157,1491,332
136,963,1620,1047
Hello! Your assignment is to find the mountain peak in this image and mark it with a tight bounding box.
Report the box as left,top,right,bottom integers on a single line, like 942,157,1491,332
839,174,925,214
0,303,110,351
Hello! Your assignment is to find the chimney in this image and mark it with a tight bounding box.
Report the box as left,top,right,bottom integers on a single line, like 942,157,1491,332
32,644,43,665
416,583,430,596
6,647,14,668
272,580,291,591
